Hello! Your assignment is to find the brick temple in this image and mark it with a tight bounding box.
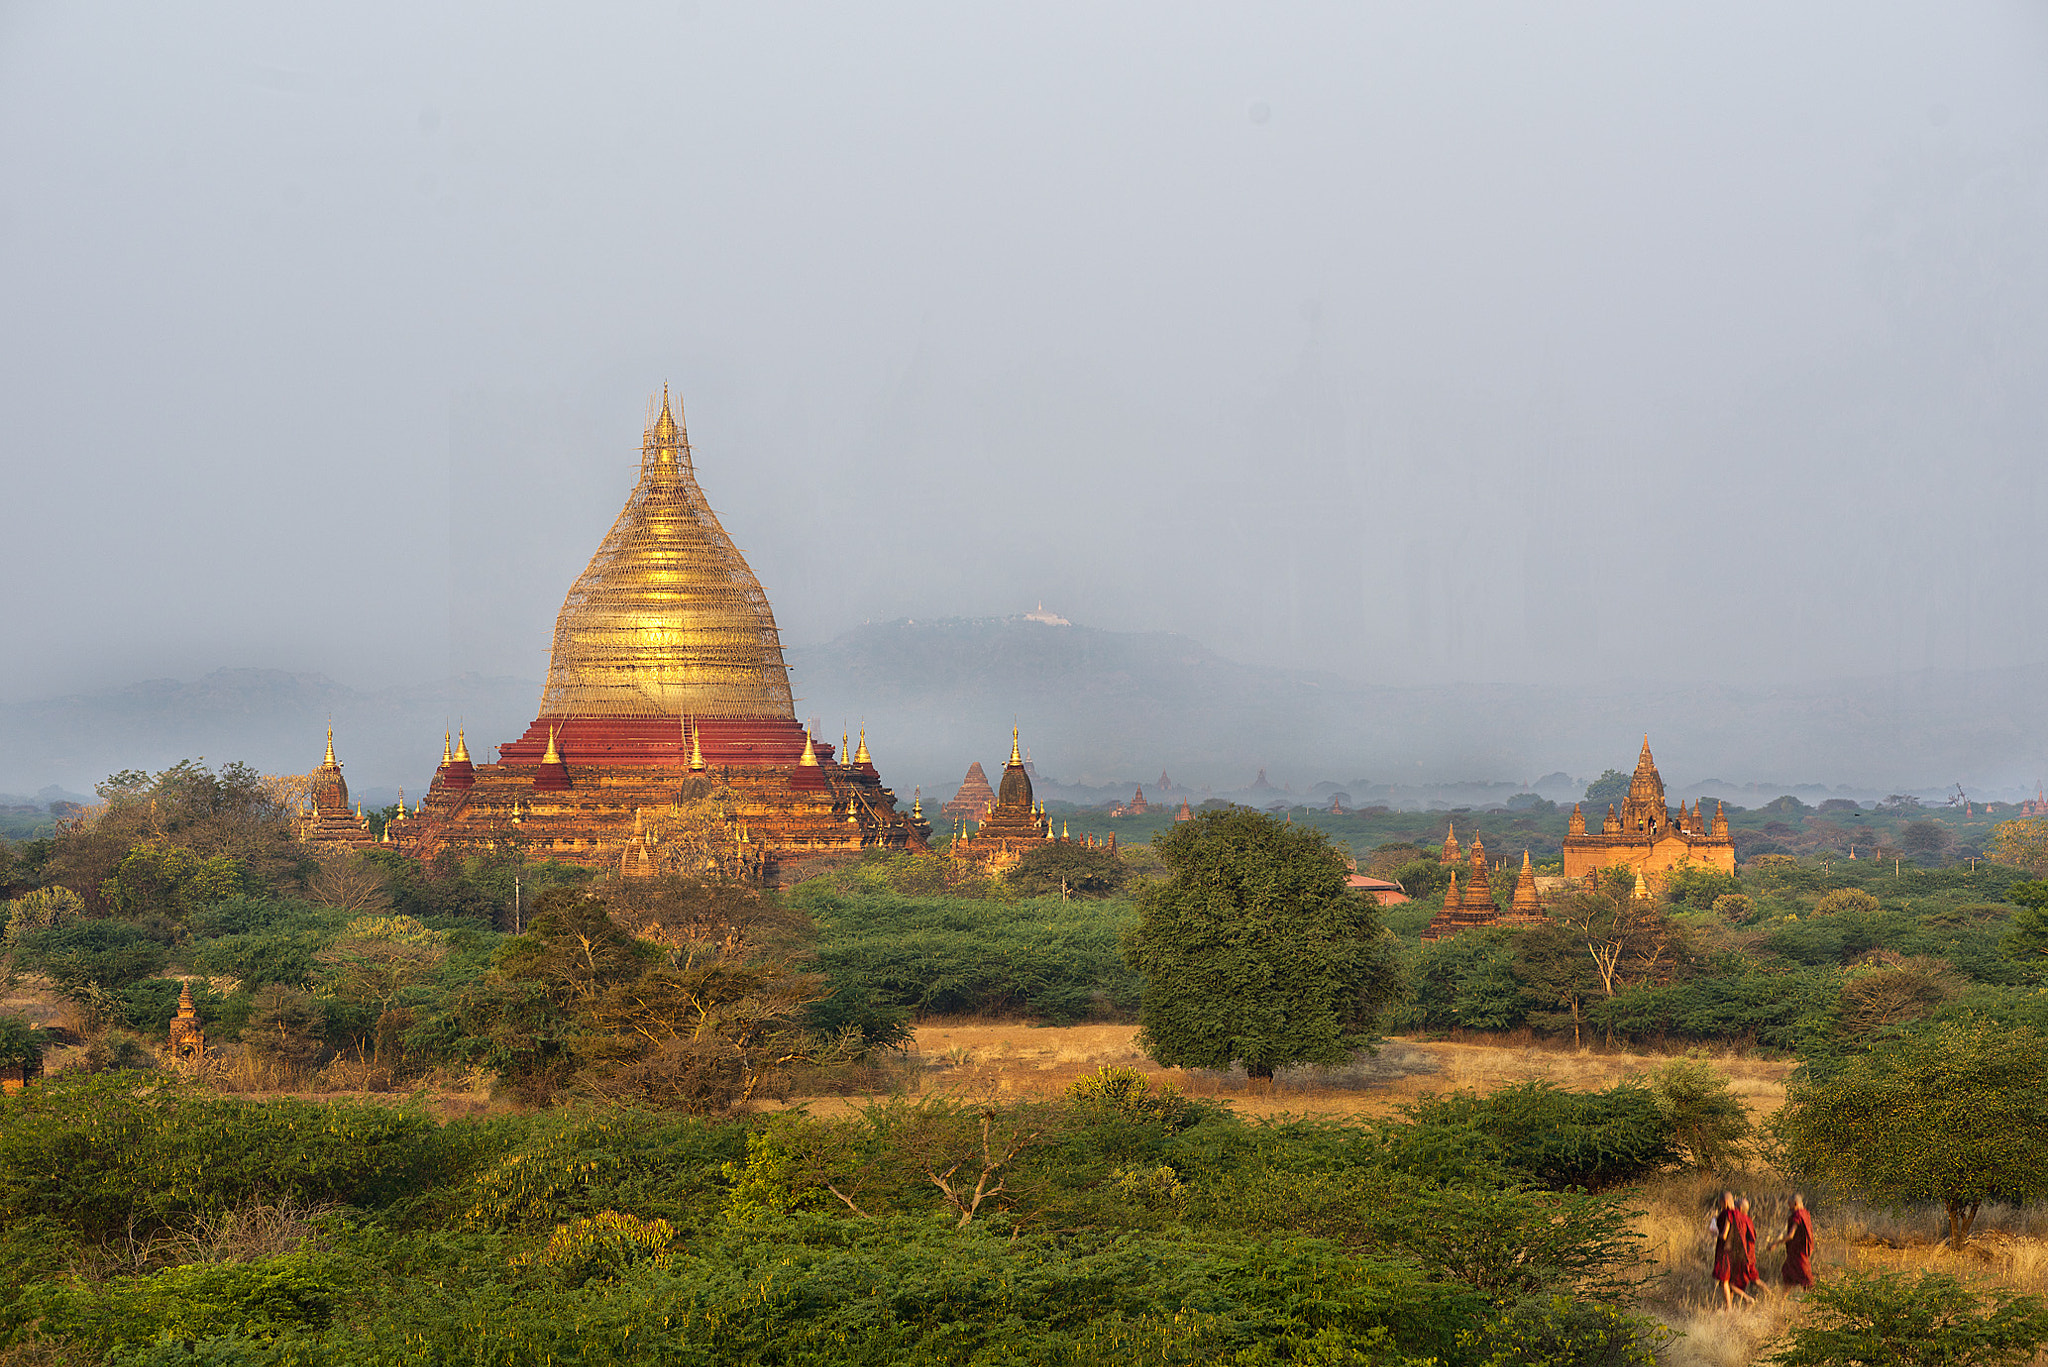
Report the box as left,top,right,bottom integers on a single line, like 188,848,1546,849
1561,737,1734,884
391,389,926,883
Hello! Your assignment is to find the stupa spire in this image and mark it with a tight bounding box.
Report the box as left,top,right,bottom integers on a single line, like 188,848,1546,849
324,725,337,768
854,728,871,766
799,731,819,767
542,725,561,765
539,389,794,720
454,729,471,763
1009,726,1023,767
441,731,453,765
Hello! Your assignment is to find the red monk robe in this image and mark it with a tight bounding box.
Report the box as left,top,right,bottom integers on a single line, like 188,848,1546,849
1732,1206,1762,1289
1780,1205,1814,1288
1712,1207,1736,1285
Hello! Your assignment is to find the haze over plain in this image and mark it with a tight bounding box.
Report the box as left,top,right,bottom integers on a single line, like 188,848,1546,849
3,3,2045,793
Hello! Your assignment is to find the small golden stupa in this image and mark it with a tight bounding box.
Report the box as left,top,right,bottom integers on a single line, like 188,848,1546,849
395,389,926,882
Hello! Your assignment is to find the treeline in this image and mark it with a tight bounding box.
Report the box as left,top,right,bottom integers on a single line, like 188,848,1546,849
1390,850,2048,1078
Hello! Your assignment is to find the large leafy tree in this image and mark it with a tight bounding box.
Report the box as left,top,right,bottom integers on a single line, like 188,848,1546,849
1123,810,1401,1079
1775,1019,2048,1248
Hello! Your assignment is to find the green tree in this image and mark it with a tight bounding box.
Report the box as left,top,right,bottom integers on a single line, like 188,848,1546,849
2000,879,2048,970
1123,811,1401,1079
1992,819,2048,876
1005,841,1128,899
1774,1020,2048,1248
1584,770,1630,808
1769,1270,2048,1367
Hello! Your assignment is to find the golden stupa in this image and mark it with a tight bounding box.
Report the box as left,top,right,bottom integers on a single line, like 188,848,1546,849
395,389,927,882
539,388,796,719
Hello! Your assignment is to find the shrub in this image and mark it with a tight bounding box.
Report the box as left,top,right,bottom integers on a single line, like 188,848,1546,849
1814,889,1882,917
4,886,85,941
512,1210,675,1288
1464,1295,1668,1367
1712,894,1756,923
11,919,169,989
0,1074,436,1241
1406,1081,1675,1189
1665,864,1741,910
1065,1066,1193,1131
1647,1058,1751,1169
1768,1270,2048,1367
1005,841,1129,899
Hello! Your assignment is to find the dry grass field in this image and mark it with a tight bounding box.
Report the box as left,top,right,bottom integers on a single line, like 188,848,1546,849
873,1020,1797,1124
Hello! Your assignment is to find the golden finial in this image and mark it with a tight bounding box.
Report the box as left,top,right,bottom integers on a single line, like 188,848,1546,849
912,787,923,819
854,728,871,766
1009,726,1022,766
396,787,405,815
324,725,337,768
1062,820,1070,838
841,732,850,766
799,731,819,767
542,725,561,765
441,731,452,765
454,729,470,763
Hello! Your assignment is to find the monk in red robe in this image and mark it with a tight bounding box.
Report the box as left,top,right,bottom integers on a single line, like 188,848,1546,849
1734,1197,1764,1295
1765,1194,1815,1290
1711,1192,1755,1308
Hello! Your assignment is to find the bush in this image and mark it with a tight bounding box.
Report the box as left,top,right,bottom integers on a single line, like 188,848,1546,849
1768,1270,2048,1367
1712,894,1756,923
799,888,1140,1024
1665,864,1741,910
1005,842,1129,899
1815,889,1882,917
1065,1066,1194,1131
1406,1081,1675,1190
11,918,169,989
1397,932,1530,1032
1465,1295,1668,1367
1647,1058,1751,1169
0,1074,437,1241
512,1210,675,1288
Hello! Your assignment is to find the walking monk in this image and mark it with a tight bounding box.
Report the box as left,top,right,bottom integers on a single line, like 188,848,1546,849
1734,1197,1763,1296
1712,1192,1755,1309
1765,1194,1816,1290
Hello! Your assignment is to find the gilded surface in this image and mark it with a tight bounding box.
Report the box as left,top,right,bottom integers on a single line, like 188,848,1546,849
538,389,797,719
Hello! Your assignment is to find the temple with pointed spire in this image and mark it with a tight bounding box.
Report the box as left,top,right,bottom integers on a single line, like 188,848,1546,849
953,727,1067,871
298,726,376,852
1560,737,1735,887
942,761,997,820
392,389,927,882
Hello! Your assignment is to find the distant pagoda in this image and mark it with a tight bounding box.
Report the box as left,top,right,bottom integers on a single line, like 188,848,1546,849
298,727,376,852
394,389,926,882
943,761,997,820
953,727,1065,872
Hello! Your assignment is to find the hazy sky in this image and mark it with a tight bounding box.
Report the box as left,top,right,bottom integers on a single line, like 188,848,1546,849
5,3,2045,704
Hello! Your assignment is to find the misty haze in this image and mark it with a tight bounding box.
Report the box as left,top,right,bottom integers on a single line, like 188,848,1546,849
5,5,2047,802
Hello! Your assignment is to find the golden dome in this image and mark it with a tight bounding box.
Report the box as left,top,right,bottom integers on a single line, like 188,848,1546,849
539,388,796,719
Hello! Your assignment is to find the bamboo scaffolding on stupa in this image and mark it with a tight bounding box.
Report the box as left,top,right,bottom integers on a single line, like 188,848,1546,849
537,387,797,720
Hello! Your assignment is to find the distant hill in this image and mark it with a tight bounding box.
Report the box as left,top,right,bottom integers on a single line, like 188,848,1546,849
785,619,2048,806
2,620,2042,808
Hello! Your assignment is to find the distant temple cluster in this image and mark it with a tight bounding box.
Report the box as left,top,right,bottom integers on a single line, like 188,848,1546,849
1420,737,1736,941
1421,830,1547,941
